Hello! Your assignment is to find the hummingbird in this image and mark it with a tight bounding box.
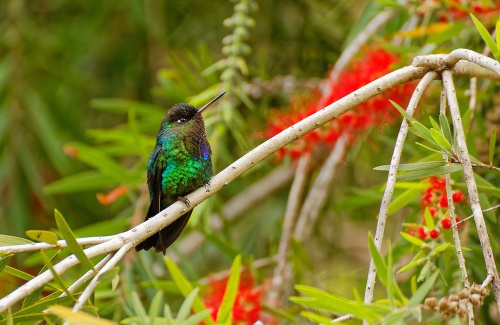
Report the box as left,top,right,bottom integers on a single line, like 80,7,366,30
135,92,225,254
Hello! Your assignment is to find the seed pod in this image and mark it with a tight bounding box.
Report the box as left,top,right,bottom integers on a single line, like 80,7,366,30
425,297,437,309
471,293,481,306
481,287,490,297
438,297,449,312
449,294,459,302
458,289,469,299
449,301,459,314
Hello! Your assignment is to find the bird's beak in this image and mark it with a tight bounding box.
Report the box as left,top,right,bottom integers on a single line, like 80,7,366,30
197,91,226,115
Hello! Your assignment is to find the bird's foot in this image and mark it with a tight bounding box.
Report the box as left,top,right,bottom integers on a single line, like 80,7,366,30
178,196,191,207
203,180,211,192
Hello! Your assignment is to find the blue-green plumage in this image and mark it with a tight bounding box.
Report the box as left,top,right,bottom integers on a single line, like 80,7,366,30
136,103,213,254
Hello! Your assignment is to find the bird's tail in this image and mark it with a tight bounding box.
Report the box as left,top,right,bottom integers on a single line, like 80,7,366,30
135,203,192,255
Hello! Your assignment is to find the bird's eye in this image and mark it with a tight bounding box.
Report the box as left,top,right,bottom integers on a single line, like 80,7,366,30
177,118,187,124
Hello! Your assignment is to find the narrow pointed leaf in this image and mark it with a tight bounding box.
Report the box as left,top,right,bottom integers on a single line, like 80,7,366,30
390,100,417,123
439,113,453,146
0,235,33,246
411,121,434,143
424,208,435,229
429,117,440,131
368,234,387,287
98,267,120,283
415,142,445,154
470,14,500,59
430,129,452,152
433,243,451,253
408,270,440,307
400,232,425,246
40,251,73,299
397,260,421,274
397,164,463,182
147,290,163,325
54,209,95,271
48,305,117,325
216,254,242,324
164,258,214,325
489,126,496,165
25,230,59,246
374,161,445,171
177,288,200,322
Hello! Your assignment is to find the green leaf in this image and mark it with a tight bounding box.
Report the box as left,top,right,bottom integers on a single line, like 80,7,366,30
43,171,116,195
411,121,435,144
40,251,74,299
90,98,164,117
396,164,463,182
182,310,212,325
424,208,435,229
389,100,417,123
0,234,33,246
299,311,332,324
98,267,120,283
0,255,10,273
54,209,95,271
387,186,423,215
400,232,424,246
471,14,500,59
130,292,148,324
147,290,163,325
439,113,453,146
429,117,440,131
177,288,199,322
430,128,452,152
216,254,242,324
462,108,474,132
25,230,59,245
164,258,214,325
415,142,445,154
368,234,387,287
408,270,440,307
489,126,496,165
433,243,451,254
374,161,446,171
385,311,407,325
397,260,421,274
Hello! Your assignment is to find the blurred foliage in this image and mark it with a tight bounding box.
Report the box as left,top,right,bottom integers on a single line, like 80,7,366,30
0,0,499,324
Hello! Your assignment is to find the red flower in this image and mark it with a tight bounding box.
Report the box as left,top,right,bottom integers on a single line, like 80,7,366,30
439,194,449,208
428,207,437,217
452,191,466,203
203,271,263,324
417,227,427,240
261,47,414,160
441,218,452,230
429,229,440,239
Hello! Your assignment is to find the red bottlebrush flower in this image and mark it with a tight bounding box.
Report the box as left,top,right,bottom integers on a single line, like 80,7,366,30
417,227,427,240
428,207,437,217
429,229,440,239
261,47,414,160
203,271,263,324
96,186,128,205
452,190,465,203
441,218,452,230
429,177,446,191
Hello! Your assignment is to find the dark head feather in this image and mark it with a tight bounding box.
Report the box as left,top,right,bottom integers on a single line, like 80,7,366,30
163,104,198,124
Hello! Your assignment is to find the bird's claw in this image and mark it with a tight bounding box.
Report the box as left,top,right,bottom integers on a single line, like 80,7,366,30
178,196,191,207
203,180,211,192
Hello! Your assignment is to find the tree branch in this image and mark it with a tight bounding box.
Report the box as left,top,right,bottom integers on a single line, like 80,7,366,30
442,69,500,314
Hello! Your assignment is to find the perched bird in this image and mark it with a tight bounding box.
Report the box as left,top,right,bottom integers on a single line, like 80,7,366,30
135,92,225,254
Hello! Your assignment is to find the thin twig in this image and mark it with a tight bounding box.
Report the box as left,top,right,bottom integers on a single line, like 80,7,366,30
440,85,475,324
269,155,311,306
363,71,438,305
72,242,133,312
442,70,500,314
0,236,112,254
481,274,493,290
331,314,354,323
61,254,113,297
455,204,500,227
